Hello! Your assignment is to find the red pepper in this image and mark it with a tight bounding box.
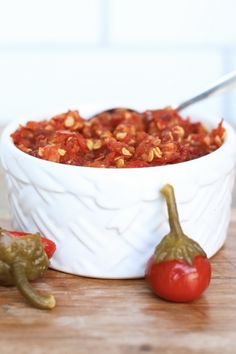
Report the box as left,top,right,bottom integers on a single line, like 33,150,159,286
145,184,211,302
146,254,211,302
2,229,56,259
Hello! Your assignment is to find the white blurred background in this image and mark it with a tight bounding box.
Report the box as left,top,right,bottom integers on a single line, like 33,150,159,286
0,0,235,125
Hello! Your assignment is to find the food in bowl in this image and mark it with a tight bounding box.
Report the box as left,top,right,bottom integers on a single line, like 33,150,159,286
11,108,225,168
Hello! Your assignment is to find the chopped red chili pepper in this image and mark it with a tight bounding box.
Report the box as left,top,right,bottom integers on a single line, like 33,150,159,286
11,108,225,168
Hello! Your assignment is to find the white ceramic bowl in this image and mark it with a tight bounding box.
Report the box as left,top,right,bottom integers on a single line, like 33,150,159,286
0,114,236,278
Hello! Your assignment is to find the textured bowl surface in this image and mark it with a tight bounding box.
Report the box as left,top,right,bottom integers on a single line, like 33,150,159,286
1,114,236,278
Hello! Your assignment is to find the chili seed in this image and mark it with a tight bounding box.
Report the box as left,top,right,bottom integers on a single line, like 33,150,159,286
122,147,132,156
116,158,125,168
58,148,66,156
86,139,94,151
147,149,154,162
93,140,102,150
153,147,162,158
38,147,44,157
64,116,75,127
116,132,128,140
173,126,185,138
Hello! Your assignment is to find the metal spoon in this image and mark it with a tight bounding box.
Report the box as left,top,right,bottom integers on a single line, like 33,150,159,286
174,69,236,111
93,70,236,116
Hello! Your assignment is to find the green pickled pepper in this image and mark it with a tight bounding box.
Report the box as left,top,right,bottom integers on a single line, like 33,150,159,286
0,229,55,309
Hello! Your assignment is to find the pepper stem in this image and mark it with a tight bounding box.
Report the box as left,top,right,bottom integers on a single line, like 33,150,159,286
11,262,56,310
161,184,183,238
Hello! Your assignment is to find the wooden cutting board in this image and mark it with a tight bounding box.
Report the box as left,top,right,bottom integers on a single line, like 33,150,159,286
0,159,236,354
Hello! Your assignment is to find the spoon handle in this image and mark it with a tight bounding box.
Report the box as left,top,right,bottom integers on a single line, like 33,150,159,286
175,70,236,112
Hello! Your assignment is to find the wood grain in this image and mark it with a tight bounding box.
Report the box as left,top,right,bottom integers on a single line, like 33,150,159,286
0,153,236,354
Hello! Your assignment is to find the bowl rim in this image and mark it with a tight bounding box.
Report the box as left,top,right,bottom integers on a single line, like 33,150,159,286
1,115,236,174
